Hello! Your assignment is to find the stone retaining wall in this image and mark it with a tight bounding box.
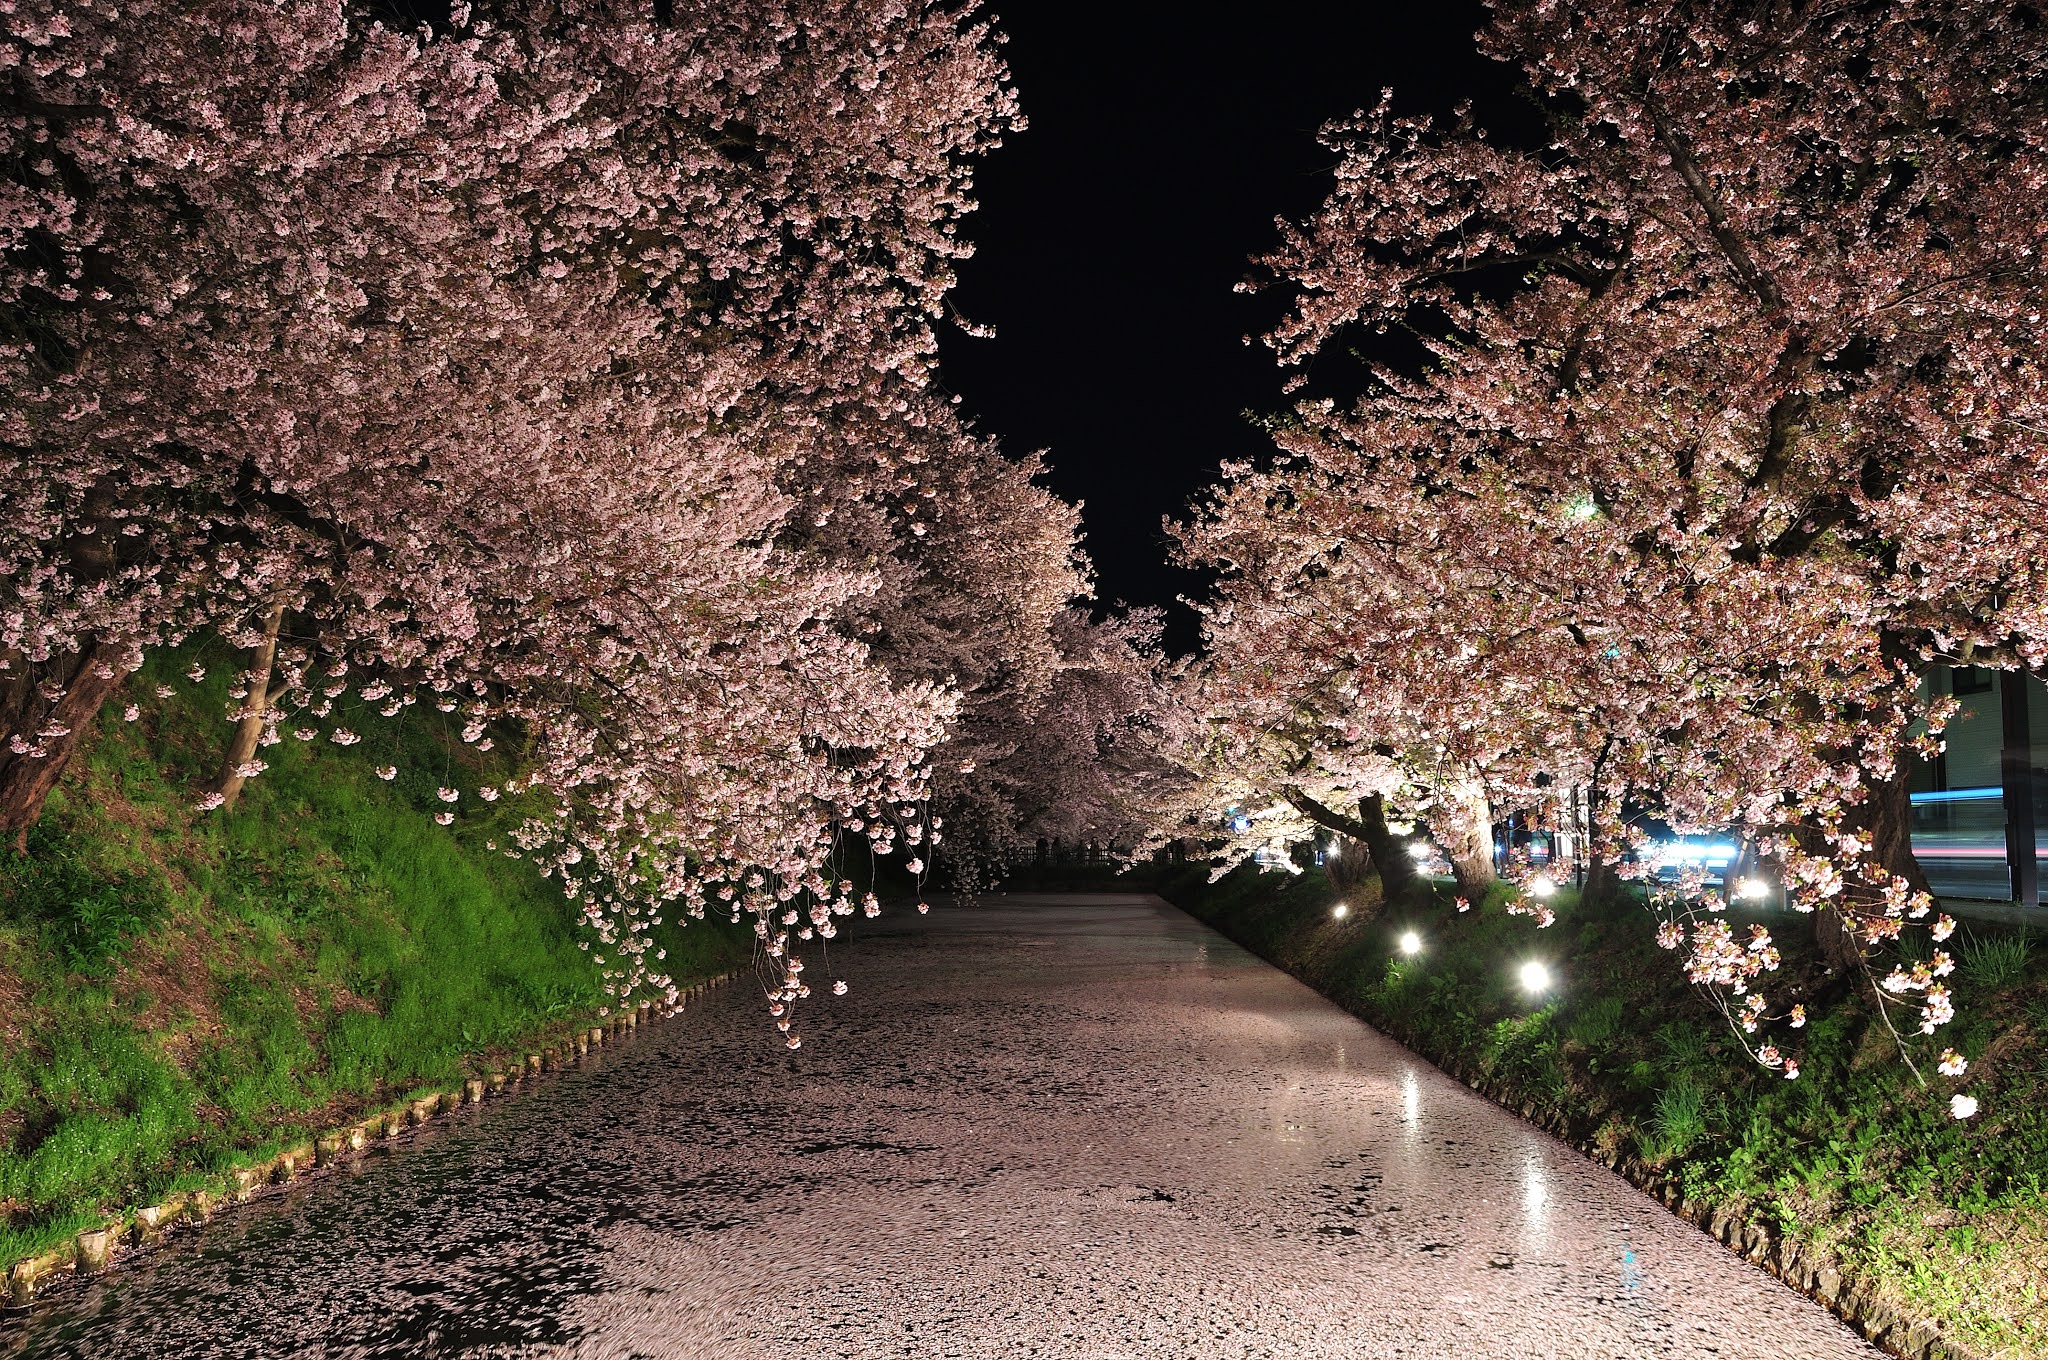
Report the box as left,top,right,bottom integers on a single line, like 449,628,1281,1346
1160,877,2004,1360
2,970,744,1309
1411,1040,1987,1360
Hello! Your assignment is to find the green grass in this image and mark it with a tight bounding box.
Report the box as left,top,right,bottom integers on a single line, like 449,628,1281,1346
0,648,748,1268
1133,858,2048,1359
1959,930,2033,991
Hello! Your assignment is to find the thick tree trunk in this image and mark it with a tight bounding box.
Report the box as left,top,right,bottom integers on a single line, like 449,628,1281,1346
1581,853,1622,914
1856,755,1932,898
1440,782,1498,904
1357,791,1423,907
213,600,286,810
1812,902,1864,974
0,640,128,848
0,486,143,847
1811,753,1932,972
1278,784,1423,909
1576,765,1623,913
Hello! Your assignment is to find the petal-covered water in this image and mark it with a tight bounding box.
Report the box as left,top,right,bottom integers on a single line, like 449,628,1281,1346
1,894,1876,1359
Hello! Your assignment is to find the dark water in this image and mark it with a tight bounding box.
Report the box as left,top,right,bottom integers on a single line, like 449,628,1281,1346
1,894,1876,1359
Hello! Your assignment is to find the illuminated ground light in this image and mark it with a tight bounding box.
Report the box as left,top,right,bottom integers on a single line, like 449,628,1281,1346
1398,930,1423,956
1528,874,1557,898
1518,959,1553,993
1736,877,1771,901
1331,902,1350,920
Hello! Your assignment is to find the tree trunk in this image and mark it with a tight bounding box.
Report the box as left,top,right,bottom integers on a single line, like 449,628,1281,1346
1811,902,1864,973
0,640,128,848
1440,782,1498,904
1582,853,1622,914
1576,739,1625,914
213,600,286,810
1324,834,1375,899
1811,752,1932,972
1357,792,1422,907
1855,753,1932,899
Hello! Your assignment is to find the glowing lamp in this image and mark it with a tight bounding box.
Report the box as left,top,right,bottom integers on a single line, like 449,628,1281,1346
1736,877,1770,901
1398,930,1423,956
1331,903,1350,920
1528,874,1557,898
1519,960,1553,993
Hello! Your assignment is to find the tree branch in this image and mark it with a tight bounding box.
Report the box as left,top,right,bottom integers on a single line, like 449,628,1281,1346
1646,102,1785,313
1279,784,1373,840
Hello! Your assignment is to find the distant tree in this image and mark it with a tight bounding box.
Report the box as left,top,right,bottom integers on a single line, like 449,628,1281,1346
1174,0,2048,1089
968,607,1183,879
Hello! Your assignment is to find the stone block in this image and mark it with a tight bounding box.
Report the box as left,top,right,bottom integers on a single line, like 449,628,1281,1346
465,1078,486,1103
1859,1302,1898,1343
75,1227,118,1272
6,1251,67,1307
1903,1319,1942,1359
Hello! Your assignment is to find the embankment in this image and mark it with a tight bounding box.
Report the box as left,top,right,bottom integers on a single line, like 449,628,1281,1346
1,655,750,1280
1146,861,2048,1360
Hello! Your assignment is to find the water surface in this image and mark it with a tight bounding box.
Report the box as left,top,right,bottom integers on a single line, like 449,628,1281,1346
2,893,1877,1359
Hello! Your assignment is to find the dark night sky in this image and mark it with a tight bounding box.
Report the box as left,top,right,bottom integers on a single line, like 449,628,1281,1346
935,3,1528,651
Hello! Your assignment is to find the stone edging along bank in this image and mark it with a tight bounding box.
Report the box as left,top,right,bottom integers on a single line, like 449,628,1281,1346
1195,924,1993,1360
1,970,746,1311
1415,1040,1982,1360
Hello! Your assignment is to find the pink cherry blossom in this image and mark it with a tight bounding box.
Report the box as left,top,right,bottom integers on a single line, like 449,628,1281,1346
1158,0,2048,1079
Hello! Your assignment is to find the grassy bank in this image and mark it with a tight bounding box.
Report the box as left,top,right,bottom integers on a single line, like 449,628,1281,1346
0,652,749,1272
1141,860,2048,1359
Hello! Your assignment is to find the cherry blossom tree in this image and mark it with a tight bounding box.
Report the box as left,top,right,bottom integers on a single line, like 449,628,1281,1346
943,605,1181,881
1,0,1042,1037
1174,0,2048,1096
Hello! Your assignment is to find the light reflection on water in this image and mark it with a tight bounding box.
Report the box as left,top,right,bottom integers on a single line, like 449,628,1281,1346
0,897,1881,1360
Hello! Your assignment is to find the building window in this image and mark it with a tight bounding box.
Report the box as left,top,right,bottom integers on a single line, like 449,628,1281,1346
1952,667,1995,696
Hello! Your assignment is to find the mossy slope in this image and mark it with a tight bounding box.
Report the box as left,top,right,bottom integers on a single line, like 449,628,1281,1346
0,654,747,1269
